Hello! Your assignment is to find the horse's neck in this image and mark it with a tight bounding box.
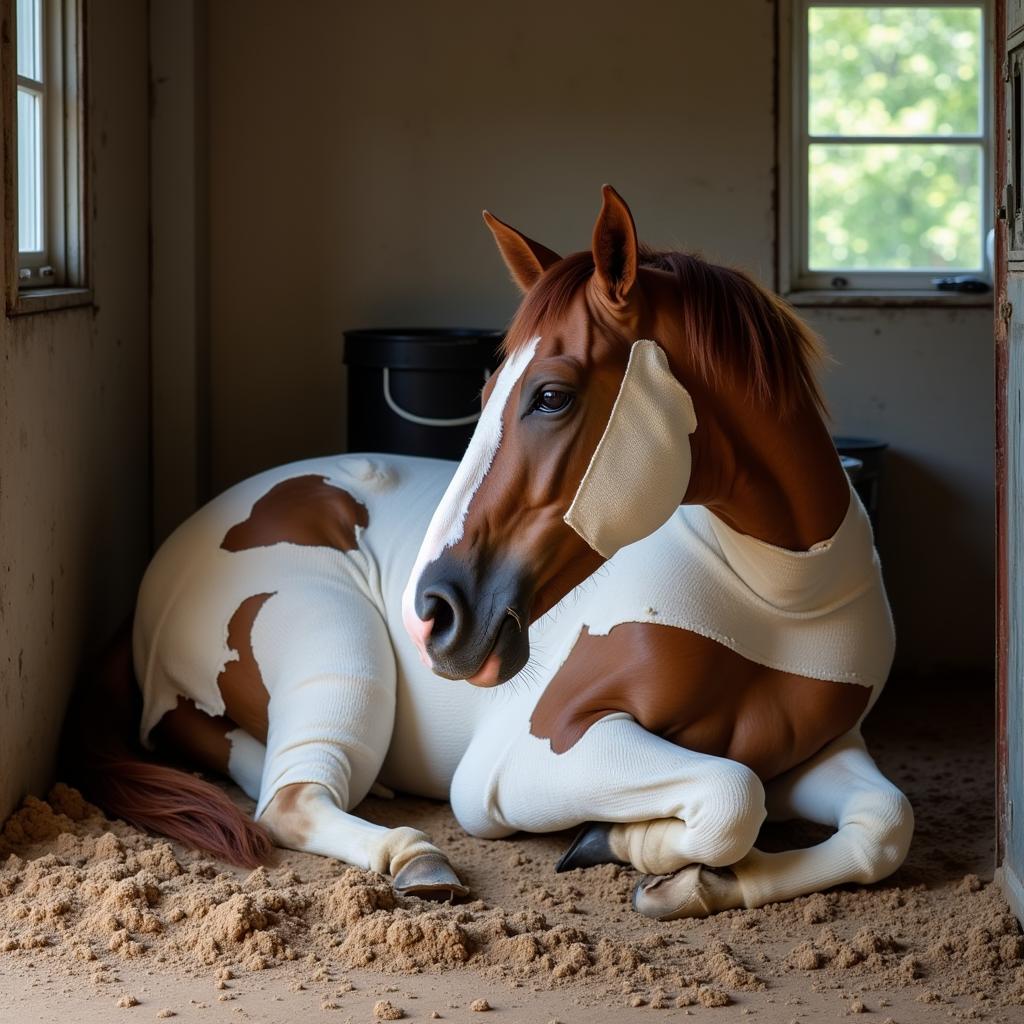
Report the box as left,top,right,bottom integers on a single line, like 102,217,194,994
687,392,850,552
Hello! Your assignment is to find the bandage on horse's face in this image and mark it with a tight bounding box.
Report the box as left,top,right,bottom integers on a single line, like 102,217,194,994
403,185,847,686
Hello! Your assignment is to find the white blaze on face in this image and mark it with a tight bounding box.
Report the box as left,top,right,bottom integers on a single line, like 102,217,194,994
563,339,698,559
402,336,541,664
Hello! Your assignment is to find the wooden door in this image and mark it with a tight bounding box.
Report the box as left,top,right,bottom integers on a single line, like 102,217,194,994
999,0,1024,921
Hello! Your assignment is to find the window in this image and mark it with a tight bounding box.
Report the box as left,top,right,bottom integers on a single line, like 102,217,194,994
782,2,992,297
9,0,85,297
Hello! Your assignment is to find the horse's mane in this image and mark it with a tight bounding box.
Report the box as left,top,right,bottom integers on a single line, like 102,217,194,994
501,247,826,417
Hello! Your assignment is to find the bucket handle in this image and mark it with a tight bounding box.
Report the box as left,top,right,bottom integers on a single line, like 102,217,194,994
382,367,490,428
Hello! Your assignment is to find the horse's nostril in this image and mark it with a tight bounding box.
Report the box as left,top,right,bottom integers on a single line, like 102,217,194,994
428,596,454,636
421,585,461,651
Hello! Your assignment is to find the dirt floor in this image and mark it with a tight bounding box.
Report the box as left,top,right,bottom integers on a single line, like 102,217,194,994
0,677,1021,1024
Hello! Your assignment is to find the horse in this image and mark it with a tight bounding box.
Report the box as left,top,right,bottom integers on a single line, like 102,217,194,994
402,185,912,917
70,187,912,919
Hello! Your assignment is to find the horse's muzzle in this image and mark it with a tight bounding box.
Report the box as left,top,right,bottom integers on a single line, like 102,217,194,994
415,552,531,685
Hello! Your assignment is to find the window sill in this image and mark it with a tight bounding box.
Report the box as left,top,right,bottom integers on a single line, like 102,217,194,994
7,287,94,317
784,289,994,310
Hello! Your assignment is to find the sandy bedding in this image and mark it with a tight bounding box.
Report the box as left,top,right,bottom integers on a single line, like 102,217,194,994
0,678,1020,1023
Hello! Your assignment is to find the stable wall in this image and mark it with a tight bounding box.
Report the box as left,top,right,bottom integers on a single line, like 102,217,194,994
816,307,994,674
0,1,151,820
206,0,994,673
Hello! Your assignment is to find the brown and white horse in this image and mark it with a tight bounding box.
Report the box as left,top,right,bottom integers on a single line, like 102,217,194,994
404,186,912,916
70,188,911,920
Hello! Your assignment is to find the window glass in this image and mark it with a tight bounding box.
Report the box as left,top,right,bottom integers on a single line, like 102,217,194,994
808,6,982,136
16,0,42,82
17,88,43,254
802,4,986,278
808,143,982,270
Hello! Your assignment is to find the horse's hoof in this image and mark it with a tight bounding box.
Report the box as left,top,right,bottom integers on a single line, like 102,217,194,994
393,853,470,901
632,864,742,920
556,822,628,873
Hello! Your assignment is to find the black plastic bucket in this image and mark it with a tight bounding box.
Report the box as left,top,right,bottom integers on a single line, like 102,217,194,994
343,328,505,460
833,435,889,533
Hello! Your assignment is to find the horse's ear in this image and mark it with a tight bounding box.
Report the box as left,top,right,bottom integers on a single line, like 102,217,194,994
591,184,638,306
482,210,562,293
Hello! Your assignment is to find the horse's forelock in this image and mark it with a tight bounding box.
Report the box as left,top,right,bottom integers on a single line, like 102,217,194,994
501,251,596,360
500,246,824,418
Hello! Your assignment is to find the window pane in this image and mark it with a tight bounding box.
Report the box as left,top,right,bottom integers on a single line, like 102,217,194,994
18,88,43,253
808,144,982,270
16,0,42,82
808,6,982,136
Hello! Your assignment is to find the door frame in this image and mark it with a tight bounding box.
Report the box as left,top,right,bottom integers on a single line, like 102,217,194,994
996,0,1024,922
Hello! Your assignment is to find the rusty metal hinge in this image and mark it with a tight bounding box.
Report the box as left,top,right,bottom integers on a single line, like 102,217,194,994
1001,301,1014,322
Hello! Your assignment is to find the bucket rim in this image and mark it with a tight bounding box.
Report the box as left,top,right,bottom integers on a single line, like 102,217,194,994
343,327,505,370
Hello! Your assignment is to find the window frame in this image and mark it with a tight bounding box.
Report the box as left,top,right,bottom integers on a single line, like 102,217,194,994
3,0,89,314
779,0,995,303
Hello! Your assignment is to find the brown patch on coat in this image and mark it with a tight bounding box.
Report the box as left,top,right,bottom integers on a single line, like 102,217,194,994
261,782,316,848
530,623,870,781
150,696,232,775
221,475,368,553
217,592,274,744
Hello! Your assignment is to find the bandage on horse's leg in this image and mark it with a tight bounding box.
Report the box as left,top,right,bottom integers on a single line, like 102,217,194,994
251,588,468,899
558,816,741,876
259,782,468,899
632,729,912,919
453,707,765,877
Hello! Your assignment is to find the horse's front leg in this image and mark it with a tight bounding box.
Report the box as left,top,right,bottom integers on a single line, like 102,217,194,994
252,589,467,899
451,707,765,879
260,782,465,897
634,729,913,919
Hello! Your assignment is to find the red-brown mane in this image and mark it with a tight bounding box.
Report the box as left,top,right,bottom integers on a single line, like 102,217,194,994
501,247,825,417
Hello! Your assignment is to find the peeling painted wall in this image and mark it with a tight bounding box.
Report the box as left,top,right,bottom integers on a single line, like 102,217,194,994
205,0,993,673
0,1,150,821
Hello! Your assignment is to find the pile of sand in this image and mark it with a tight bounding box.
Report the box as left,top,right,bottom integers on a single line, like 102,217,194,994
0,786,693,998
1,684,1022,1018
1,780,1023,1015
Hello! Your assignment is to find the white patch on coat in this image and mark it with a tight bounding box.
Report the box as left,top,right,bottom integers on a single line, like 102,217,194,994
401,337,540,662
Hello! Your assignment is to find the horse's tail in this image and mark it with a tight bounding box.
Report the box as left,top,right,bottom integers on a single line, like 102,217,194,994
62,620,272,868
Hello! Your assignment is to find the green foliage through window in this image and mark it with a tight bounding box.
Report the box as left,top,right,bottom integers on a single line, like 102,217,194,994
806,6,984,272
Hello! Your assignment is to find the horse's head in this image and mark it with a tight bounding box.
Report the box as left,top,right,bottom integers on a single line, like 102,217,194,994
402,186,705,685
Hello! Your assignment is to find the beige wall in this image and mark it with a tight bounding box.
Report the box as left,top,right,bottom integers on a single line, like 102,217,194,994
0,1,151,820
206,0,993,673
207,0,776,485
816,308,994,672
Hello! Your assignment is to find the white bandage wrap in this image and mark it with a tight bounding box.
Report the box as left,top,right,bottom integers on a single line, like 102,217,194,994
564,339,698,558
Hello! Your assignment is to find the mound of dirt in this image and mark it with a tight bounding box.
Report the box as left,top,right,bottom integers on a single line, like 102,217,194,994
1,681,1022,1017
0,785,664,996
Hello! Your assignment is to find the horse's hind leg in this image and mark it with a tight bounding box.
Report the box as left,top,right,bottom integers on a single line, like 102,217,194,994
151,696,266,801
634,729,913,919
251,588,467,898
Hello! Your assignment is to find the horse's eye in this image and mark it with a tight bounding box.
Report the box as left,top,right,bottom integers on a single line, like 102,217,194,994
534,388,573,414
